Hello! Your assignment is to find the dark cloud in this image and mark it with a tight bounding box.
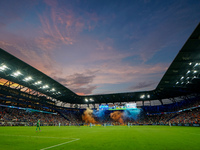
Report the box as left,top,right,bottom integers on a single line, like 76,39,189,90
128,81,155,91
52,71,97,95
68,73,95,86
70,85,97,95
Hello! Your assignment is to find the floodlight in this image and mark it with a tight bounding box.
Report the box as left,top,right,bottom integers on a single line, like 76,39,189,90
147,95,150,98
140,95,145,99
89,98,94,102
194,70,197,73
194,63,199,67
23,76,32,81
11,71,22,77
57,91,61,94
42,85,49,89
189,62,192,65
176,82,179,84
186,77,190,80
181,82,184,84
180,76,184,80
51,88,55,92
186,70,190,74
34,81,42,85
0,65,9,71
85,98,88,102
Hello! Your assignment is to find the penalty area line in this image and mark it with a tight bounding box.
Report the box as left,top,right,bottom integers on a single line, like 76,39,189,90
40,138,80,150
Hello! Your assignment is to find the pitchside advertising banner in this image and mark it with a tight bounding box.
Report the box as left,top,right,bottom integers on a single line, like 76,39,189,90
99,103,137,110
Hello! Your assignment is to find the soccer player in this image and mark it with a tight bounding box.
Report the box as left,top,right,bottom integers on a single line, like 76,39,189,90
36,119,41,132
169,121,171,127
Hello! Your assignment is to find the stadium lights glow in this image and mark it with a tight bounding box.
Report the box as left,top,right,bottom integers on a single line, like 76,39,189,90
50,88,56,92
42,85,49,89
34,81,42,85
57,91,61,94
194,63,200,67
189,62,192,65
176,82,179,84
186,70,190,74
140,95,145,99
85,98,88,102
194,70,197,73
186,77,190,80
180,76,184,80
181,82,184,84
147,95,150,98
89,98,94,102
11,71,22,77
187,81,190,84
193,76,197,78
23,76,32,82
0,65,9,71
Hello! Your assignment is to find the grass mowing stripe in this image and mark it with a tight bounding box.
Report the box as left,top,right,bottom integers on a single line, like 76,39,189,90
40,138,80,150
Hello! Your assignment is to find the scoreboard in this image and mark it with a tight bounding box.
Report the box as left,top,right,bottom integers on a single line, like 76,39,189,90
99,103,137,110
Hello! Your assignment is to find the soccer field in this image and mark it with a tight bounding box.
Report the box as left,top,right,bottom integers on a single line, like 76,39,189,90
0,126,199,150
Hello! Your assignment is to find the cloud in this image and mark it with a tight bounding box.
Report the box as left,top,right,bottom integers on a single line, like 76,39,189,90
93,61,168,85
52,70,97,95
36,0,100,50
128,81,156,91
71,85,97,95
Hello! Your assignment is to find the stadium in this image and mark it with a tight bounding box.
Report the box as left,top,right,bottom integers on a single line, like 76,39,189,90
1,2,200,150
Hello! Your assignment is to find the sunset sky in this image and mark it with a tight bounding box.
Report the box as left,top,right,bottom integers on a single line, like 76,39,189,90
0,0,200,95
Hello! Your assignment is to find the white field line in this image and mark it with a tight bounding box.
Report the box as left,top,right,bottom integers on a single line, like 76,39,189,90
0,134,77,139
40,138,80,150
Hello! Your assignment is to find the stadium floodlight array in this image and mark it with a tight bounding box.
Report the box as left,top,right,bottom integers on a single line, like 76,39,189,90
140,94,150,99
34,81,42,85
23,76,32,82
11,71,22,77
89,98,94,102
42,85,49,89
0,64,9,71
140,94,145,99
194,63,200,67
186,70,190,74
85,98,88,102
50,88,55,92
193,70,197,73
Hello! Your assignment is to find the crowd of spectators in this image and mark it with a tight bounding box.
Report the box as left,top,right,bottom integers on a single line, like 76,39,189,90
0,99,199,126
0,106,73,126
170,109,200,124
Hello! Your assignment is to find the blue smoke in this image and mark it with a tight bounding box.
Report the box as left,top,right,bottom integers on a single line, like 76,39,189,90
93,110,106,120
123,109,141,120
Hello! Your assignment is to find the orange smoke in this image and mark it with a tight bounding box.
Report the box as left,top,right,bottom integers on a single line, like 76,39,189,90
82,108,96,124
110,111,124,124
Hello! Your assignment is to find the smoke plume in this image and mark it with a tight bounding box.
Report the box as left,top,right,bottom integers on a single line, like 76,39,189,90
82,108,96,123
110,111,124,124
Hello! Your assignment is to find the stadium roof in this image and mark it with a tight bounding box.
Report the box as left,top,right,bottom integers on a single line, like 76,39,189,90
0,23,200,105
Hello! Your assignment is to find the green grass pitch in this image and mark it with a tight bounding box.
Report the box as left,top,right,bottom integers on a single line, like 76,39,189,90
0,126,199,150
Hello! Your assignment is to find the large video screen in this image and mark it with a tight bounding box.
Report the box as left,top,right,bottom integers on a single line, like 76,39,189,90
99,103,137,110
